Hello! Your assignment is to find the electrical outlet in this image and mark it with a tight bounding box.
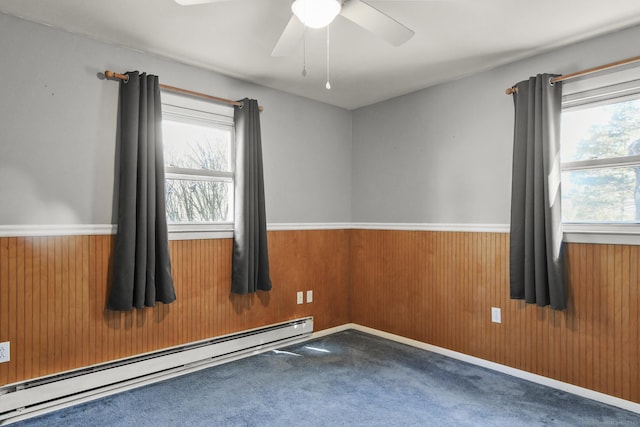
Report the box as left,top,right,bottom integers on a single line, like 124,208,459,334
296,291,303,305
491,307,502,324
306,290,313,303
0,342,9,363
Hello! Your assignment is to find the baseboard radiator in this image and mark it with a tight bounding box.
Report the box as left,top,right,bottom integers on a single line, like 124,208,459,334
0,317,313,424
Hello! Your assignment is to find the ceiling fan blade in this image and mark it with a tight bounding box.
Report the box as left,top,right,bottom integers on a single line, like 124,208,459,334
340,0,415,46
271,15,305,57
174,0,233,5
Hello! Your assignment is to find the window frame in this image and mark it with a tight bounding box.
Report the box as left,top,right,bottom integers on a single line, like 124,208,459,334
560,67,640,245
161,91,235,240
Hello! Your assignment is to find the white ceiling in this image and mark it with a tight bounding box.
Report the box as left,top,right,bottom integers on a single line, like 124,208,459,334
3,0,640,110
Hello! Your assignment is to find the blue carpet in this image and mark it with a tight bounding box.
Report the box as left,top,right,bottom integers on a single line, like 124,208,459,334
9,330,640,426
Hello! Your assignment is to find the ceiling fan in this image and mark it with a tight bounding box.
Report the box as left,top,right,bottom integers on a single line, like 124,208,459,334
174,0,420,57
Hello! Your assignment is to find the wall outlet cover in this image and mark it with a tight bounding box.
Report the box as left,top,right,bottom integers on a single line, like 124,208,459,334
296,291,303,305
0,342,9,363
306,290,313,303
491,307,502,324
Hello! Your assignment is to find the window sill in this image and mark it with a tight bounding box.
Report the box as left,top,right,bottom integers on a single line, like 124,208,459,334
563,223,640,245
168,223,233,240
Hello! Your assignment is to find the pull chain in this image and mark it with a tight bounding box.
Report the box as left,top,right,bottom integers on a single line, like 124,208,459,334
325,24,331,90
302,24,307,77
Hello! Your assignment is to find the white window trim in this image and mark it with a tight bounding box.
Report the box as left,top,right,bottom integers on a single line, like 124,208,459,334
563,223,640,245
168,223,234,240
562,154,640,171
161,91,235,239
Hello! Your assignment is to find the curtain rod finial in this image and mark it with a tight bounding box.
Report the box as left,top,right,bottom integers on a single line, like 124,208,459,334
104,70,129,83
505,86,518,95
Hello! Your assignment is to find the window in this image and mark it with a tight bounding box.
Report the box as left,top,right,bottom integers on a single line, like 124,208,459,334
161,92,234,235
560,68,640,242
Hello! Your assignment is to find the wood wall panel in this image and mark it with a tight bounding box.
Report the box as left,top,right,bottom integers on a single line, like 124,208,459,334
0,229,350,387
350,229,640,404
2,227,638,405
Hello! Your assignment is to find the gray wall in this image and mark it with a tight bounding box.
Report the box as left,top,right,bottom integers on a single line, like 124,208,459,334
3,11,640,227
351,24,640,224
0,13,352,225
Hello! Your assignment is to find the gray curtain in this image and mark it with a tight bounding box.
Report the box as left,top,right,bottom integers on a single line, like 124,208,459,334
108,71,176,311
509,74,566,310
232,98,272,294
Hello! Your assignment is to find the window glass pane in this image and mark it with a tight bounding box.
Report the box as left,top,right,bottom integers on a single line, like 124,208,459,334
562,166,640,223
165,179,233,223
162,120,232,172
561,98,640,163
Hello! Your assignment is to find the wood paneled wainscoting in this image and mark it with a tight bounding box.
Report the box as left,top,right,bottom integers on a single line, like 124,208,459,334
350,229,640,404
0,230,350,387
2,226,639,406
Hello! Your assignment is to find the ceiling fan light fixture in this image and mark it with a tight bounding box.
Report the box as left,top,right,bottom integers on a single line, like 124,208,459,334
291,0,341,29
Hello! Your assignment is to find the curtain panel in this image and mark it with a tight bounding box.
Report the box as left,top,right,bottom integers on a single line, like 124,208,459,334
108,71,176,311
232,98,272,294
509,74,567,310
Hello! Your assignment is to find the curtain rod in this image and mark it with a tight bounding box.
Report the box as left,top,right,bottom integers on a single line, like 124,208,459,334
104,70,263,111
504,54,640,95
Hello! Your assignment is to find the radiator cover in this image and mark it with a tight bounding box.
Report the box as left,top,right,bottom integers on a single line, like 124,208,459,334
0,317,313,424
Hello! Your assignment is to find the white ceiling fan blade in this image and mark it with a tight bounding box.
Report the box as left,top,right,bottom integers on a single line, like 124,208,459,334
271,15,305,57
340,0,415,46
174,0,234,5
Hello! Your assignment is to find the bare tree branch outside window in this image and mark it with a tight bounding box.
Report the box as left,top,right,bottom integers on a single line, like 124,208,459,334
163,119,233,223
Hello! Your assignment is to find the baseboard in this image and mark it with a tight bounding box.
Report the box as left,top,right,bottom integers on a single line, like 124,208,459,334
0,318,314,426
310,323,353,339
4,322,638,425
348,323,640,415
